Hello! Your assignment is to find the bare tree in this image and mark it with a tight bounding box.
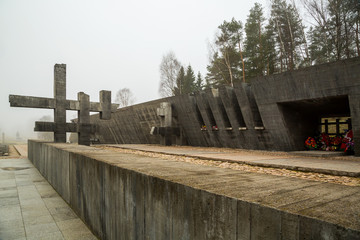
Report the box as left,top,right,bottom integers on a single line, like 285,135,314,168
158,51,181,97
115,88,135,108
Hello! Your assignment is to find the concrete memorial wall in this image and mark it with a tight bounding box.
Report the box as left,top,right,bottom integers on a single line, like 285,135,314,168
90,57,360,155
28,140,360,239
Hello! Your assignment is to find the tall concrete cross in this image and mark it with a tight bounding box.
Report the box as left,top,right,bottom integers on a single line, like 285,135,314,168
9,64,118,145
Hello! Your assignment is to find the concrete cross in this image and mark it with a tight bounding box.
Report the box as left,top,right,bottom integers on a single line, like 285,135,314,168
9,64,118,146
150,102,181,146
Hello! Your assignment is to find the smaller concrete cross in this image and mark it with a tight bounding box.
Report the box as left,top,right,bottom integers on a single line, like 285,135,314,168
151,102,181,146
9,64,119,146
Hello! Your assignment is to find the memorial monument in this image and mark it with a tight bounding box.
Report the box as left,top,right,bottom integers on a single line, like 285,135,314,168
9,64,119,146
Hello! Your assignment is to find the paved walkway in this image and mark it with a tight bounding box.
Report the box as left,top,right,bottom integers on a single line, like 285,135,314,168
0,147,97,240
108,144,360,177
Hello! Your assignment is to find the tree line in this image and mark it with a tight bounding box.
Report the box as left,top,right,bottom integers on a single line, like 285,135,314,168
159,0,360,96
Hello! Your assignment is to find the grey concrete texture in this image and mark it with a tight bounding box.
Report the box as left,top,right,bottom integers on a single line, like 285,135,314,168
9,64,119,146
28,140,360,239
0,157,96,240
89,57,360,155
109,144,360,177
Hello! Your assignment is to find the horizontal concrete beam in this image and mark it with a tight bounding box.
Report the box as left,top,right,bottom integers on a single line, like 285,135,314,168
35,122,77,132
34,122,96,133
9,95,55,109
67,100,118,113
9,95,118,113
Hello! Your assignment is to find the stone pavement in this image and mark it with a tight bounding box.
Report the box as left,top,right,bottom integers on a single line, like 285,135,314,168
108,144,360,177
0,149,97,240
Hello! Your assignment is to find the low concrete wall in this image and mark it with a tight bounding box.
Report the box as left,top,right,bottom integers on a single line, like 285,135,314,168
28,140,360,240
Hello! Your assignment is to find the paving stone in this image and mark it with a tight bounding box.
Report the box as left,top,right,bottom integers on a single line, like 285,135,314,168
0,218,24,231
0,226,26,240
57,219,97,240
48,207,78,222
0,196,20,206
21,206,51,219
61,231,97,240
0,205,22,223
27,231,64,240
20,198,47,208
25,222,60,238
0,157,97,240
23,214,54,226
0,179,17,188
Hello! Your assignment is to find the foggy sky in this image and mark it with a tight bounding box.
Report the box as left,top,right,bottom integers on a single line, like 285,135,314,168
0,0,269,140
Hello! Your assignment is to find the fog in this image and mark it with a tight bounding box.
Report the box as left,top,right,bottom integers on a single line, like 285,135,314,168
0,0,269,142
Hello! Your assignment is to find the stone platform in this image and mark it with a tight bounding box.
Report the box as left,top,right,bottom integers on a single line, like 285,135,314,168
28,141,360,239
107,144,360,177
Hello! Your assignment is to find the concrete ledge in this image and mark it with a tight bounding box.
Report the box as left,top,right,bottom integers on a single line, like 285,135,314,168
28,140,360,240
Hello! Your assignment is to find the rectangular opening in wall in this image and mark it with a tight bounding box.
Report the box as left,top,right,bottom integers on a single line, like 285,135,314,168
278,95,350,150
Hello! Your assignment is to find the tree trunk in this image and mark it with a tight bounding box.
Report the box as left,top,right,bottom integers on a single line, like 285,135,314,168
238,41,246,83
223,50,233,87
276,18,286,72
286,13,295,70
356,15,360,56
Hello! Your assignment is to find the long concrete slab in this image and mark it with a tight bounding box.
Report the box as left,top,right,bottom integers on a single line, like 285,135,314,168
108,144,360,177
28,141,360,239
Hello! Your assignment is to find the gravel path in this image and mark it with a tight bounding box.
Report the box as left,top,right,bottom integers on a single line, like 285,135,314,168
100,146,360,187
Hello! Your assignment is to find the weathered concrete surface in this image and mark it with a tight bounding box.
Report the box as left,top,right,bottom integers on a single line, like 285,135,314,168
90,57,360,156
9,64,119,146
29,140,360,240
110,144,360,177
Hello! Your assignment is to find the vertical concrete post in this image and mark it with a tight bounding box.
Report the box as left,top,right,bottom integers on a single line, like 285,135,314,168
54,64,67,143
157,102,172,146
100,90,111,120
78,92,91,146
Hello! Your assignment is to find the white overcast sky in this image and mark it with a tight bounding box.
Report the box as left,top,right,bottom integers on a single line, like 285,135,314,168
0,0,271,140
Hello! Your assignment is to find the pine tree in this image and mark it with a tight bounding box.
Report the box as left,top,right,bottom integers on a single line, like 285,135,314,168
303,0,359,64
184,65,196,93
269,0,308,71
206,18,244,86
194,72,203,92
174,66,185,96
244,3,266,79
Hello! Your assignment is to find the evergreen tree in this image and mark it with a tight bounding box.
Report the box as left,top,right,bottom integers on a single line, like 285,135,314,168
269,0,308,71
206,18,244,86
183,65,196,93
263,23,278,75
174,66,185,96
244,3,267,79
303,0,359,63
327,0,359,59
194,72,203,92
